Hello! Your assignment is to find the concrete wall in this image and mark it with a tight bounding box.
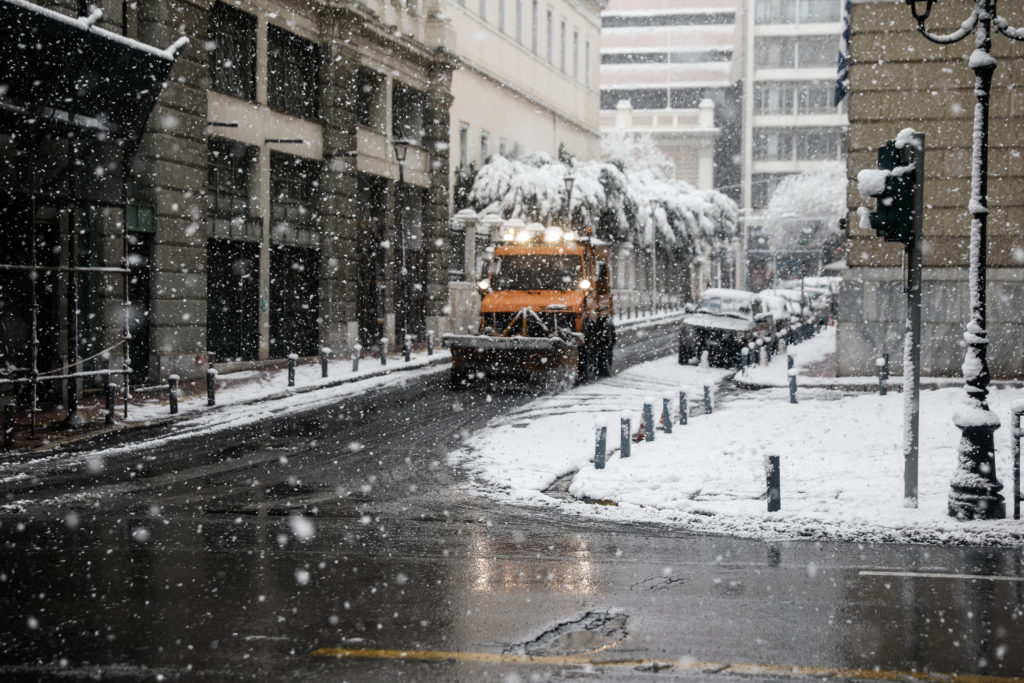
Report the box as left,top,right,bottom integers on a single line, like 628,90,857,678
840,0,1024,378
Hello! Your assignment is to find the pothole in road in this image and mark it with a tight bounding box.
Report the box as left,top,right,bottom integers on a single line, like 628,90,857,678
505,610,628,657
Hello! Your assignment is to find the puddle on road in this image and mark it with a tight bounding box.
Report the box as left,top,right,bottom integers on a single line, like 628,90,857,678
506,610,628,657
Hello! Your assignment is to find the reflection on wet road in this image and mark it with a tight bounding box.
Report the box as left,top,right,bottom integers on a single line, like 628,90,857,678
1,324,1022,680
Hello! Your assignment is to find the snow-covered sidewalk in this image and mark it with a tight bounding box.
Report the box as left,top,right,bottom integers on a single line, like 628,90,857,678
450,327,1024,546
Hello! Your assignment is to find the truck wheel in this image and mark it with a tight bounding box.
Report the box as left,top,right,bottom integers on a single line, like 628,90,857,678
450,367,471,390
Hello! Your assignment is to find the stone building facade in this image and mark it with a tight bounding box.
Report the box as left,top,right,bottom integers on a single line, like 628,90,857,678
840,0,1024,377
3,0,456,390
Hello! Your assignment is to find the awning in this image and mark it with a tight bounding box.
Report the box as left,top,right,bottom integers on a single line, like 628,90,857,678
0,0,187,142
0,0,187,204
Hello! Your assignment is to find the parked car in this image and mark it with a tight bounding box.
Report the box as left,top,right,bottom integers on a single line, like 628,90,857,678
759,290,796,334
677,288,775,367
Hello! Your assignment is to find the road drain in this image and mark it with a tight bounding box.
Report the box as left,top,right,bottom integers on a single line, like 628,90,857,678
506,610,628,657
542,472,575,501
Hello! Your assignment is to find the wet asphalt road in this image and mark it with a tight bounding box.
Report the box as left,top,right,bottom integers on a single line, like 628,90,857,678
1,324,1022,682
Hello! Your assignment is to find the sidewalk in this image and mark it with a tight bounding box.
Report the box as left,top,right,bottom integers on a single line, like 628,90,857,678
2,347,451,454
450,324,1024,546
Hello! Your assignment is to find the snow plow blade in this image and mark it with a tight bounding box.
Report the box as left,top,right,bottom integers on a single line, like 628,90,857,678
443,334,579,387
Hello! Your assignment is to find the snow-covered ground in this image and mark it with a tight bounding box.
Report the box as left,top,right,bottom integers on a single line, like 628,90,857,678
451,327,1024,546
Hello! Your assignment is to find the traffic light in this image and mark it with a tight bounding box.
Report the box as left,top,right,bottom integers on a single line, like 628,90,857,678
857,140,916,244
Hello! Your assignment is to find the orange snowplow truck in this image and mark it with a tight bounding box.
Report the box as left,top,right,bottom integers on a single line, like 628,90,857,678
443,221,615,390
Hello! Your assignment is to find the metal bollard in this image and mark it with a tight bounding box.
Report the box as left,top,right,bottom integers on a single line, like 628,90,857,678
876,355,888,395
620,415,631,459
778,338,787,359
662,397,672,434
1011,405,1022,520
643,399,655,442
788,369,798,404
321,347,331,378
765,337,773,364
105,382,116,425
427,331,434,356
755,339,764,366
703,385,712,414
741,347,749,373
206,368,217,406
380,337,388,366
679,391,688,425
766,455,781,512
168,375,179,414
352,344,362,372
403,335,412,362
594,422,607,469
3,403,16,450
287,353,298,386
787,354,794,371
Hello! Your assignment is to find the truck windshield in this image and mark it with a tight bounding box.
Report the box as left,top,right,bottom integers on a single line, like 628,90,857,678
491,255,583,290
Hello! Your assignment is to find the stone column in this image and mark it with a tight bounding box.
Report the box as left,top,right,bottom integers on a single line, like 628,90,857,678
135,0,209,380
421,58,455,338
318,32,362,355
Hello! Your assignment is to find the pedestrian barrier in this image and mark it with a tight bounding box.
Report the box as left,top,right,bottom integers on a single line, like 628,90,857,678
321,347,331,378
766,455,781,512
168,375,180,414
287,354,298,386
1012,403,1023,520
876,353,889,395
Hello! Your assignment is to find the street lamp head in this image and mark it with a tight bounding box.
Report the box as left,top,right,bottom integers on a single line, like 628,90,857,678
563,175,575,197
905,0,934,22
393,138,410,163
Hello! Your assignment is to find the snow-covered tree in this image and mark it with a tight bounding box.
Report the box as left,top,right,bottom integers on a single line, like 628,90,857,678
762,161,847,254
467,143,737,258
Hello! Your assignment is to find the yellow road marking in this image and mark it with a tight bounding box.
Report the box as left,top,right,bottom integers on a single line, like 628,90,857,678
310,647,1024,682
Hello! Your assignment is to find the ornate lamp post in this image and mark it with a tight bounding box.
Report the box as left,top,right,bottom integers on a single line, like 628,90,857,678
393,139,410,346
902,0,1023,519
563,175,575,230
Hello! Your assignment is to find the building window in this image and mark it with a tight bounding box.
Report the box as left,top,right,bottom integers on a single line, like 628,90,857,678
449,221,466,282
797,36,837,67
572,29,578,79
459,122,470,168
531,1,539,53
546,9,553,63
755,0,797,24
498,0,505,32
755,35,838,68
207,138,260,241
515,0,523,43
480,131,490,164
754,82,796,115
270,152,320,247
559,19,566,72
208,2,256,102
356,69,386,130
267,25,320,121
392,81,425,143
585,39,591,87
753,129,794,161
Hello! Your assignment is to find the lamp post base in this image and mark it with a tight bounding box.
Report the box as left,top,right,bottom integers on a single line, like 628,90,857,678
948,424,1006,520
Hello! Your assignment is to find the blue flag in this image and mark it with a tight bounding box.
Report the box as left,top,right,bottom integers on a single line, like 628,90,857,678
835,0,852,106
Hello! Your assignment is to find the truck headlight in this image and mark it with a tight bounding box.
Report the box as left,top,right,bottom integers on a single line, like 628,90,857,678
477,278,490,290
578,279,591,291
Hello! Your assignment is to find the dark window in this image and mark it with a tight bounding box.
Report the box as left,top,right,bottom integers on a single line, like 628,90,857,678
601,52,667,65
357,69,385,129
797,36,836,67
599,88,668,110
208,2,256,101
267,25,320,121
670,88,704,109
208,138,260,241
669,49,732,63
602,12,733,27
392,82,425,143
449,222,466,282
271,152,320,247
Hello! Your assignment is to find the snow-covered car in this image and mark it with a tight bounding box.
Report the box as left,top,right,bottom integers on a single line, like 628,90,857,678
677,288,775,367
759,290,795,333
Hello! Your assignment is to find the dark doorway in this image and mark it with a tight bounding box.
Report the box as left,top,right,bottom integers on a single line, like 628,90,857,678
356,175,387,347
0,197,61,403
125,232,152,383
270,245,320,358
206,239,259,362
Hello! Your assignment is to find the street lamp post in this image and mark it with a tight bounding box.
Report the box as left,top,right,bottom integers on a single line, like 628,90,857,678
902,0,1022,519
393,139,409,349
563,175,575,230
